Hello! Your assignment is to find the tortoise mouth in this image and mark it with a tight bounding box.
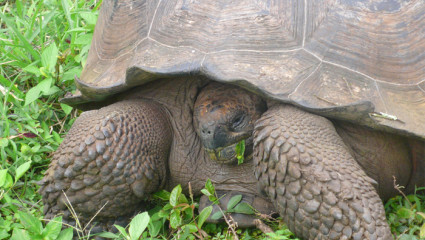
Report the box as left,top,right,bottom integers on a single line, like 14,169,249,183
205,137,253,164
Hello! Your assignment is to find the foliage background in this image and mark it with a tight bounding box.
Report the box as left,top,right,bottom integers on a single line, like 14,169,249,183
0,0,424,239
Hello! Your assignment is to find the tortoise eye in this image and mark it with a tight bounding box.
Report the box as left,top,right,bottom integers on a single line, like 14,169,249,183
232,115,245,129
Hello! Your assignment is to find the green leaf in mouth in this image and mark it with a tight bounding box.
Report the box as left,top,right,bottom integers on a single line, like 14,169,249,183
235,139,246,165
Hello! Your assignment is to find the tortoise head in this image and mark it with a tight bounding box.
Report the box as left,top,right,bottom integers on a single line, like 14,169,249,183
194,82,266,164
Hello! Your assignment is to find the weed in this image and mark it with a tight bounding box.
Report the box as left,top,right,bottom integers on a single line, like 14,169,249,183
386,186,425,240
96,180,296,240
1,0,99,239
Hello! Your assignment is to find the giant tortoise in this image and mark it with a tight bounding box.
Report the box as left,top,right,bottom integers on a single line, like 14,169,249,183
39,0,425,239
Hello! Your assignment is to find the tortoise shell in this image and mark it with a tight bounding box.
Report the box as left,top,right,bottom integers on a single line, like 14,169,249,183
65,0,425,139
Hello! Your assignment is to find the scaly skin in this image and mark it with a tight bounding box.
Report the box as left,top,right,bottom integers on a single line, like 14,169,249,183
39,100,172,231
253,105,392,239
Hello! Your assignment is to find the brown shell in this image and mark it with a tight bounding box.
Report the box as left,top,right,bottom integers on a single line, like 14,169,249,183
68,0,425,139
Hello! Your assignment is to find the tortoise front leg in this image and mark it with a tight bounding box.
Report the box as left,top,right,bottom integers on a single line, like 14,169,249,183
253,104,392,240
39,99,172,232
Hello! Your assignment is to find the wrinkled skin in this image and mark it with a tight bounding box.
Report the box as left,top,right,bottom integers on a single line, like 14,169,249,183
40,78,424,239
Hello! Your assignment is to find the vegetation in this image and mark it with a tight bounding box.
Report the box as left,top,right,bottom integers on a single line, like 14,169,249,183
0,0,424,239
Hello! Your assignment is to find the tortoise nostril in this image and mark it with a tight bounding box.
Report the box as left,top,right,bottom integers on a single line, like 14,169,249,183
201,125,213,136
201,129,211,135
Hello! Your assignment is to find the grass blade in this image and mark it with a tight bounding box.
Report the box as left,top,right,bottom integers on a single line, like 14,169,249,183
0,11,40,61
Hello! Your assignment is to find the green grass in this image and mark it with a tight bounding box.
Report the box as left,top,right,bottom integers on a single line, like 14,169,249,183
0,0,424,239
1,0,98,239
